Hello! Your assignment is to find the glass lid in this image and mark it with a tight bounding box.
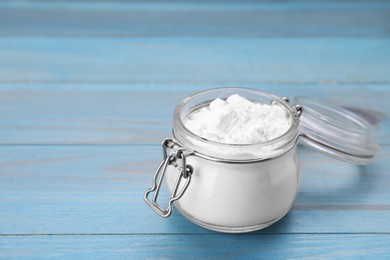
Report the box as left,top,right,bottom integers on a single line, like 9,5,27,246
295,96,378,164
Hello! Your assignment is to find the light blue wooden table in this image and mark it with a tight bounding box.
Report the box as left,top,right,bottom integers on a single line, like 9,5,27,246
1,0,390,258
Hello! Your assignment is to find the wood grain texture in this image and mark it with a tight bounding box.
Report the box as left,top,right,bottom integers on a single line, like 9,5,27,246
1,38,389,83
0,146,389,235
2,4,390,38
0,84,388,145
1,234,390,259
2,0,390,258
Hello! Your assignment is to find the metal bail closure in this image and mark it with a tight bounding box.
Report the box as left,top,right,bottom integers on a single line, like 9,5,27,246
144,138,193,218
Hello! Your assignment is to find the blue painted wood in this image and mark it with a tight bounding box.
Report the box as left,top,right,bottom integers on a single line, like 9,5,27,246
0,39,389,83
0,146,389,235
1,2,389,38
3,0,390,10
1,234,390,258
1,0,390,258
0,84,388,145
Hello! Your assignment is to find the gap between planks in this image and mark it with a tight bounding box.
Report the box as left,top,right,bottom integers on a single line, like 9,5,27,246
1,80,390,85
1,232,390,236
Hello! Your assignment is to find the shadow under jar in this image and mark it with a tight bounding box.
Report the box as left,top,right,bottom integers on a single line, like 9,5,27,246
144,87,377,233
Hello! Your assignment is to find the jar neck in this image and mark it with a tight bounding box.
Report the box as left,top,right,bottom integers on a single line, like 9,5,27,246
173,125,299,162
172,88,300,161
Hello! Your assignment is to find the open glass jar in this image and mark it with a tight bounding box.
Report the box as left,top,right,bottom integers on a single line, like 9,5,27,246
144,88,377,233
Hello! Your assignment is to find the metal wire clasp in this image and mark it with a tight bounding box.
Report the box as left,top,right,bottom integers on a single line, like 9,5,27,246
282,96,303,117
144,138,193,218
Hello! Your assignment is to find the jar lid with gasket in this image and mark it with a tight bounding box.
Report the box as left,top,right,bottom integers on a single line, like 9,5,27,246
294,96,378,164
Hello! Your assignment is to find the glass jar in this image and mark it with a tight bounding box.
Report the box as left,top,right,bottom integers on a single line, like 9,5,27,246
144,87,377,233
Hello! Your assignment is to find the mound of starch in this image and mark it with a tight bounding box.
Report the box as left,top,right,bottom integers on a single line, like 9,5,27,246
184,94,292,144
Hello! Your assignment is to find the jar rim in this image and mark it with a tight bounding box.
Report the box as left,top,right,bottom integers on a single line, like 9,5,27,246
173,87,300,157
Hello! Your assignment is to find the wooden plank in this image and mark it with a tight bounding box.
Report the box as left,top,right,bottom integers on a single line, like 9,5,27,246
1,234,390,258
1,4,389,38
0,84,388,145
3,0,390,11
1,39,390,83
1,146,389,235
1,1,388,258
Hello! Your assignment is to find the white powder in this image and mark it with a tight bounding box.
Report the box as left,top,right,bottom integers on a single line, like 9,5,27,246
167,146,299,232
184,94,292,144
